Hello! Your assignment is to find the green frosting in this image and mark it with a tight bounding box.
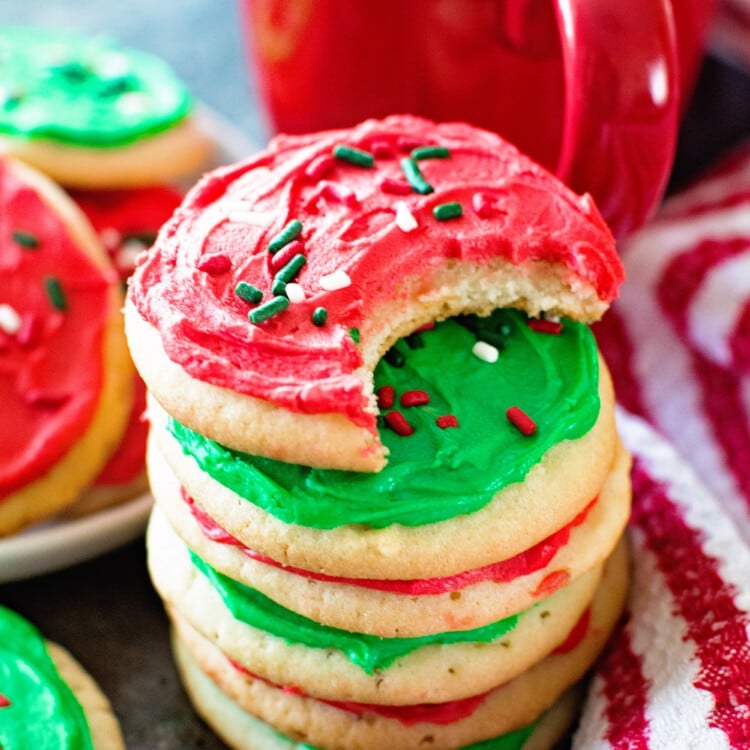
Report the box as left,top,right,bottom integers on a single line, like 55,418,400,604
192,552,520,674
170,309,600,529
0,606,94,750
0,27,192,146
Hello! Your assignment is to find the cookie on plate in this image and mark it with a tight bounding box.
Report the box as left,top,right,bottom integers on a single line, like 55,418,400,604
0,156,132,536
0,605,125,750
0,27,214,188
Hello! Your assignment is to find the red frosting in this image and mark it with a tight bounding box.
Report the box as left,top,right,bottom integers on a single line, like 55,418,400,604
184,489,595,594
71,185,182,487
229,657,491,727
0,160,116,499
130,115,621,428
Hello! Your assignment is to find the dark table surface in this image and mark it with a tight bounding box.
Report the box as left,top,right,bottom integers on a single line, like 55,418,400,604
2,2,750,748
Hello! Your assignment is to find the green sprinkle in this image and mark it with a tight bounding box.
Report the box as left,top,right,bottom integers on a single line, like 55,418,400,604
411,145,450,160
268,220,303,254
349,327,360,344
400,158,433,194
333,144,374,169
434,202,463,221
12,231,39,250
384,346,406,367
311,307,328,326
274,254,306,286
234,281,263,305
44,276,67,311
248,296,289,324
271,279,287,296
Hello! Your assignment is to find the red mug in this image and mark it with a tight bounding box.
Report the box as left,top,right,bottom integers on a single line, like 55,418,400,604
240,0,715,238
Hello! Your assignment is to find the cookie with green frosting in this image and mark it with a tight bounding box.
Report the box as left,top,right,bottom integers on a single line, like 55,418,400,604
0,605,125,750
0,27,213,187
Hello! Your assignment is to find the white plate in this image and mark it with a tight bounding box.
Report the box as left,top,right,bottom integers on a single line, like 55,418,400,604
0,105,256,584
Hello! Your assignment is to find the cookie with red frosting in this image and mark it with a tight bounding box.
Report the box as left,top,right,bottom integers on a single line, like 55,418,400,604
62,184,183,517
0,27,214,189
126,114,623,472
0,156,132,536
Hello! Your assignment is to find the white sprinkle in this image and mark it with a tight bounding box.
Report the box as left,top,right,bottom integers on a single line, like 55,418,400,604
472,340,499,363
319,270,351,291
0,304,22,335
285,283,306,303
99,227,122,249
393,201,418,232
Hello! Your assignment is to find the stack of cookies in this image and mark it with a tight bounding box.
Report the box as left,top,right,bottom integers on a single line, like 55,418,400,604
0,27,212,531
126,115,631,749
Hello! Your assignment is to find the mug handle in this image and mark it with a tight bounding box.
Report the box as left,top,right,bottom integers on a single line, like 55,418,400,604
554,0,679,238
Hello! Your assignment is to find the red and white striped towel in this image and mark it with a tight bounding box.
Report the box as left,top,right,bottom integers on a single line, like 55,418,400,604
578,148,750,747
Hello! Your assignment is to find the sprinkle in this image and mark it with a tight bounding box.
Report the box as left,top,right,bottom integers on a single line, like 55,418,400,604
333,144,374,169
268,220,303,254
414,321,435,332
235,281,263,305
346,328,360,345
370,140,394,159
405,332,424,349
16,314,40,348
400,158,433,194
527,318,563,335
472,192,499,218
385,410,414,436
401,389,430,407
472,340,499,363
45,277,67,311
319,270,351,291
12,230,40,249
0,694,11,708
393,201,418,232
434,202,463,221
270,240,304,271
506,406,536,436
305,155,335,181
248,296,289,324
376,385,395,409
198,253,231,275
274,254,307,287
285,283,306,303
411,145,450,160
0,304,22,335
384,347,405,367
380,177,413,195
397,136,424,152
311,307,328,326
321,182,359,207
436,415,459,429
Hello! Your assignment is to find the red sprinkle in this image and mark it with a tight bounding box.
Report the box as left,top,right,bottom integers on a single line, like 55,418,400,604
305,155,335,181
370,140,394,159
401,389,430,407
0,694,10,708
376,385,395,410
321,181,359,207
380,177,413,195
506,406,537,436
528,318,563,335
413,321,435,333
436,414,459,429
397,136,426,152
385,410,414,436
197,252,231,275
472,192,499,218
270,240,305,271
16,313,41,348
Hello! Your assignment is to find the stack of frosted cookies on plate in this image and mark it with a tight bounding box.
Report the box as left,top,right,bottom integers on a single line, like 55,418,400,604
126,114,631,750
0,27,212,526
